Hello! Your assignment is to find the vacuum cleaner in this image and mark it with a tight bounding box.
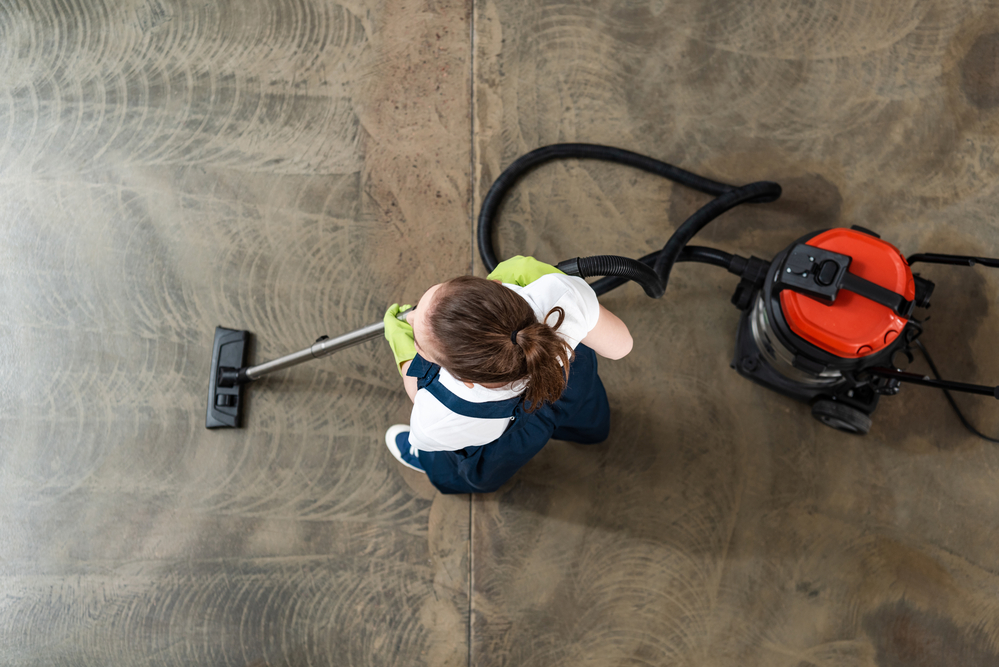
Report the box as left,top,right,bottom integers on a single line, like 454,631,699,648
207,144,999,438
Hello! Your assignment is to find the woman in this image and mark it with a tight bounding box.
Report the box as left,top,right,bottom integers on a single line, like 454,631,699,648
383,256,632,494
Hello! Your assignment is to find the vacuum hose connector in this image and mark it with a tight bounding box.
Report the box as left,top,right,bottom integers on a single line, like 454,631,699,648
557,256,663,298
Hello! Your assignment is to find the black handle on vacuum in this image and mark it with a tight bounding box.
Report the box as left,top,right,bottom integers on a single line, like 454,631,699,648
907,253,999,268
868,367,999,399
890,253,999,398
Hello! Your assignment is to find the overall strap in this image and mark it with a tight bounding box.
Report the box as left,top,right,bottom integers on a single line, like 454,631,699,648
406,354,522,419
407,354,441,389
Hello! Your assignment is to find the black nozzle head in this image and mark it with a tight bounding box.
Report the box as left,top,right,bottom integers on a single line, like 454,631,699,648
207,327,250,429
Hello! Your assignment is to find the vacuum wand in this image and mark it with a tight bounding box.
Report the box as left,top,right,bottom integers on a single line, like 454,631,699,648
207,309,411,429
219,321,386,386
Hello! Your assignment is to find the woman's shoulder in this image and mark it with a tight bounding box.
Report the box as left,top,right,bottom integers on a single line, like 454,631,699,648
510,273,600,335
504,272,593,305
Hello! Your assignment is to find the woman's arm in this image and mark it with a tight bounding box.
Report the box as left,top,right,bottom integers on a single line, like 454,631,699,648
581,305,633,360
400,360,419,403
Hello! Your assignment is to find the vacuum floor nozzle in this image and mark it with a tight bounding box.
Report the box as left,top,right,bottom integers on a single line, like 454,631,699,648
207,326,250,429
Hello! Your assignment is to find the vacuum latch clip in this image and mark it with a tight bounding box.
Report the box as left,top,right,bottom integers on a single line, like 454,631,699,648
777,244,914,317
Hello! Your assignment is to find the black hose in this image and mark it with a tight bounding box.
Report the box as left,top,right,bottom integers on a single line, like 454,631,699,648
588,246,734,296
477,143,781,298
480,143,749,272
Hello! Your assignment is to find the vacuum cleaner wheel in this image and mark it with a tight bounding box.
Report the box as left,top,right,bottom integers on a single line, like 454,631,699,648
810,399,872,435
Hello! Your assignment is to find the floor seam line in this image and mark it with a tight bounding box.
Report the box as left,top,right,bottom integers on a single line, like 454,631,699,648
468,0,477,279
468,495,474,667
468,1,477,666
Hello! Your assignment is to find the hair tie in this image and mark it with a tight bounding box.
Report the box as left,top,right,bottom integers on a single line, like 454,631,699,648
510,328,521,345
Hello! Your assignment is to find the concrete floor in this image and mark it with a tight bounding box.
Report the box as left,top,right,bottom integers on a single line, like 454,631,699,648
3,0,999,664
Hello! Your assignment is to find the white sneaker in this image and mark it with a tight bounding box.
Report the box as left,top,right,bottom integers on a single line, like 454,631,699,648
385,425,425,472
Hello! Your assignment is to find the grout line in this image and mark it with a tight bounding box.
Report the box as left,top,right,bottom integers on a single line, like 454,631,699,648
468,0,478,279
468,7,477,667
468,494,474,667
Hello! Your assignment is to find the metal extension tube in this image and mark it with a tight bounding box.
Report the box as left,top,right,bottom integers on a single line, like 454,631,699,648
240,321,387,383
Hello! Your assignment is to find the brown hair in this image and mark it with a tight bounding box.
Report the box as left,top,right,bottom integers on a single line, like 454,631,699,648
427,275,574,411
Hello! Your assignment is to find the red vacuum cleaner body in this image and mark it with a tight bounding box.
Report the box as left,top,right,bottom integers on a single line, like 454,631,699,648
732,226,937,433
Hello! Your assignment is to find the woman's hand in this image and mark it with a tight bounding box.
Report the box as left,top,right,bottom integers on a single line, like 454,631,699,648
383,304,416,374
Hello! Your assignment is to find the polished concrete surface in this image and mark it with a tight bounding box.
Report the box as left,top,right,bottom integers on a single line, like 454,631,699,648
3,0,999,665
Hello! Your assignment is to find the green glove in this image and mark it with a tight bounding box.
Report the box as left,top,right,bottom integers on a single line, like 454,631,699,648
487,255,564,286
384,303,416,375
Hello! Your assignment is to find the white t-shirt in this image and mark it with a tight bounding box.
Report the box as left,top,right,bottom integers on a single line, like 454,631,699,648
409,273,601,452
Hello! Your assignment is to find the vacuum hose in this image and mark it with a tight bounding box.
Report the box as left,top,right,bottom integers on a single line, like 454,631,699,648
477,143,781,297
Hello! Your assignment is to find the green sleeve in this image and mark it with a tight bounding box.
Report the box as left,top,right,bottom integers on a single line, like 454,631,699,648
486,255,564,287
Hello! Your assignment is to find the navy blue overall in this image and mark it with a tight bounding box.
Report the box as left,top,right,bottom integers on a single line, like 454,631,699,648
406,343,611,494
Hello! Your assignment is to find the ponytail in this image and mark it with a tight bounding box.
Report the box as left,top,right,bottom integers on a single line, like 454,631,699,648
512,307,573,409
429,276,574,411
